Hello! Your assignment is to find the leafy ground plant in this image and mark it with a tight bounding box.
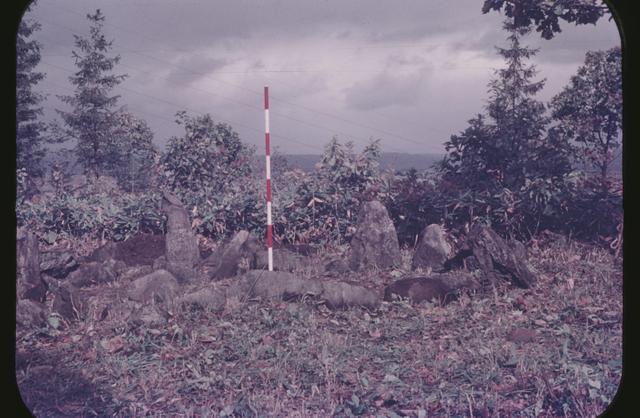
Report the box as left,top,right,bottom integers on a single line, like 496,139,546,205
16,238,621,417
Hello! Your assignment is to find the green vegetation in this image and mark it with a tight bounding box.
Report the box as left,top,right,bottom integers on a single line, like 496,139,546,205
16,1,47,178
16,239,622,417
15,5,623,417
16,8,622,250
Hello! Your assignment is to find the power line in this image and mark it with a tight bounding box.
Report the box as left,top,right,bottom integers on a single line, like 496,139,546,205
35,12,439,152
39,60,325,153
112,63,407,152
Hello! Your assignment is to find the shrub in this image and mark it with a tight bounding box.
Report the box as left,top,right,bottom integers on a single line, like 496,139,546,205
383,169,445,245
16,190,165,244
160,111,257,240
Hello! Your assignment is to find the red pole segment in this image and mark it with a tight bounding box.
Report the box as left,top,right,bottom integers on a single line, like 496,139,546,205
264,86,273,271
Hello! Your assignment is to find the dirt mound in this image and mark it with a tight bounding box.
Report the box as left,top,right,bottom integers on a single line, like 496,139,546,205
115,234,165,266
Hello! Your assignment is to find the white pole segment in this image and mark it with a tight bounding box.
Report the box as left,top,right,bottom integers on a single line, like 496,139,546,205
264,86,273,271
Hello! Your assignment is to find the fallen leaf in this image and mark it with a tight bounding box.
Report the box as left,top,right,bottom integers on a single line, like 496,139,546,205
100,335,125,353
369,329,383,340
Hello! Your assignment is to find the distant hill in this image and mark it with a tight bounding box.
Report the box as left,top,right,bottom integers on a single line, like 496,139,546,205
281,153,444,173
40,149,621,178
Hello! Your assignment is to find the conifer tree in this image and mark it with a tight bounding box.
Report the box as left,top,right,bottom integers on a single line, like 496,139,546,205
56,9,127,179
443,20,557,192
16,1,46,178
441,20,573,236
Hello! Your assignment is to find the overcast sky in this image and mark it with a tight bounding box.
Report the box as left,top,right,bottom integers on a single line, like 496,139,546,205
23,0,620,155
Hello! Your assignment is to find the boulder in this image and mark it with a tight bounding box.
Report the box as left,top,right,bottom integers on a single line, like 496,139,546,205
167,262,199,284
467,224,537,288
383,272,479,305
67,260,124,288
277,243,318,256
16,300,47,328
162,192,199,282
229,270,379,309
179,287,226,312
52,283,86,321
321,280,379,309
411,224,452,272
228,270,319,301
152,255,167,271
39,249,79,279
16,229,47,302
207,230,252,279
119,265,154,283
254,248,306,273
349,200,401,271
127,269,179,303
323,258,351,276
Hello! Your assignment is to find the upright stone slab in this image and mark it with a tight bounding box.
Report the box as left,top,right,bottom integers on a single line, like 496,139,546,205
161,191,200,282
349,200,401,271
208,230,251,279
467,224,537,288
411,224,452,272
16,228,47,302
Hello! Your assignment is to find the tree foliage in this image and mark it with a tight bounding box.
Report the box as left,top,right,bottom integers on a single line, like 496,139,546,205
110,112,157,192
271,137,383,244
550,46,621,189
16,1,46,178
56,9,127,179
161,111,258,238
440,21,573,238
482,0,611,39
161,111,252,196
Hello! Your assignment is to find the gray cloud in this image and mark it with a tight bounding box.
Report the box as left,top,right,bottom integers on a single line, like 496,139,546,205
344,70,430,111
165,55,228,87
24,0,621,154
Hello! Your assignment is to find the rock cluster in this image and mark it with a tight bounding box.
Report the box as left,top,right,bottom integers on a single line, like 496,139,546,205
16,196,540,329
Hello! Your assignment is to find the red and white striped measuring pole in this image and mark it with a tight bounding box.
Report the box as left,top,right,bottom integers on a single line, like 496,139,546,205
264,85,273,271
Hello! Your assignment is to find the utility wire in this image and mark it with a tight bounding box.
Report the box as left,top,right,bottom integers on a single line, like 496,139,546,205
36,11,440,152
39,61,324,153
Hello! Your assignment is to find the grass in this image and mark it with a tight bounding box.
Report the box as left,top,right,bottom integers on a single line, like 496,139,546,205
16,236,622,417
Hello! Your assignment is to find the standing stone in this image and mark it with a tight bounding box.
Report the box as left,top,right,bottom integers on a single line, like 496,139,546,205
162,192,199,282
16,229,47,302
349,200,401,271
411,224,452,272
209,230,251,279
467,224,537,288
